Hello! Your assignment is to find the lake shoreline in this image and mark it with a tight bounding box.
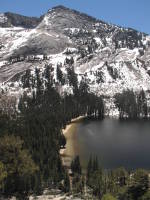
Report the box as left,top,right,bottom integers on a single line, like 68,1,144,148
60,116,150,170
60,116,85,168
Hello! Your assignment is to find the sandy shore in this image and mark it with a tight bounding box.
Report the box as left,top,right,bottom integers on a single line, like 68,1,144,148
62,116,85,135
60,116,85,168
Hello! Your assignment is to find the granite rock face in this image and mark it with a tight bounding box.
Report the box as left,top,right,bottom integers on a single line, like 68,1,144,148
0,6,150,102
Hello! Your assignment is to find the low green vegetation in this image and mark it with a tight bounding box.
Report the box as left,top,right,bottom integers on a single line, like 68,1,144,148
0,135,38,199
102,194,117,200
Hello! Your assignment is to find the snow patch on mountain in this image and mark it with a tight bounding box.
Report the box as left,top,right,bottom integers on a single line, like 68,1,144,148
0,6,150,116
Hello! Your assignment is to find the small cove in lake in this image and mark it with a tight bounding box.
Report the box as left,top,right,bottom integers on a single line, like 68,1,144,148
63,117,150,170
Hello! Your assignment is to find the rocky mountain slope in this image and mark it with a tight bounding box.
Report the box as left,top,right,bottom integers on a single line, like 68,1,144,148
0,12,42,28
0,5,150,114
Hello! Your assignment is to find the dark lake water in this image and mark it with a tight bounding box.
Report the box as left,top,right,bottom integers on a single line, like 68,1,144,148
73,118,150,170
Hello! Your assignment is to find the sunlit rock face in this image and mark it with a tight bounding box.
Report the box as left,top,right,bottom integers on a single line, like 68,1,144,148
0,5,150,105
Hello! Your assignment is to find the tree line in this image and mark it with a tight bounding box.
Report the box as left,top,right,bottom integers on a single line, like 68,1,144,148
114,89,148,119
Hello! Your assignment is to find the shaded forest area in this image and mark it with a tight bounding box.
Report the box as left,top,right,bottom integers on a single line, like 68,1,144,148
114,90,149,119
0,60,150,199
70,155,150,200
0,63,104,199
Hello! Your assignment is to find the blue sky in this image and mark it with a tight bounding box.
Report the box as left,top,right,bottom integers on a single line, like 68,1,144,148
0,0,150,34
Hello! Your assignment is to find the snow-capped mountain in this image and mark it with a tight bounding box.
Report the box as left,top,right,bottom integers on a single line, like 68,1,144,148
0,5,150,104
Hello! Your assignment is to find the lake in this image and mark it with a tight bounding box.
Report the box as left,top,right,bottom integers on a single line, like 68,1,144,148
64,117,150,170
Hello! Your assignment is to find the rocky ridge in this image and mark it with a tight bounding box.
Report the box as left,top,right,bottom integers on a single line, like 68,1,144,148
0,5,150,115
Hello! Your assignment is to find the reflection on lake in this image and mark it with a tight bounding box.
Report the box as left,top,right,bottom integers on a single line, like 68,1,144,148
64,118,150,170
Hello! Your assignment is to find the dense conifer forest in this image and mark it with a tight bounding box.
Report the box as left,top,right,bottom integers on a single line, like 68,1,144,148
0,63,104,199
0,62,150,199
114,90,148,119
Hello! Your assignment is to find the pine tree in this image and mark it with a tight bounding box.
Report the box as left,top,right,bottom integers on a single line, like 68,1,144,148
71,156,82,175
59,134,66,148
114,90,138,119
0,161,7,190
66,66,78,92
93,156,99,171
63,170,70,193
21,69,31,89
137,90,148,118
87,156,93,180
56,64,64,85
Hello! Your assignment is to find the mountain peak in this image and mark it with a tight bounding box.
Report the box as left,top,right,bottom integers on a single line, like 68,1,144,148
47,5,71,14
42,5,104,32
48,5,98,23
52,5,70,10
